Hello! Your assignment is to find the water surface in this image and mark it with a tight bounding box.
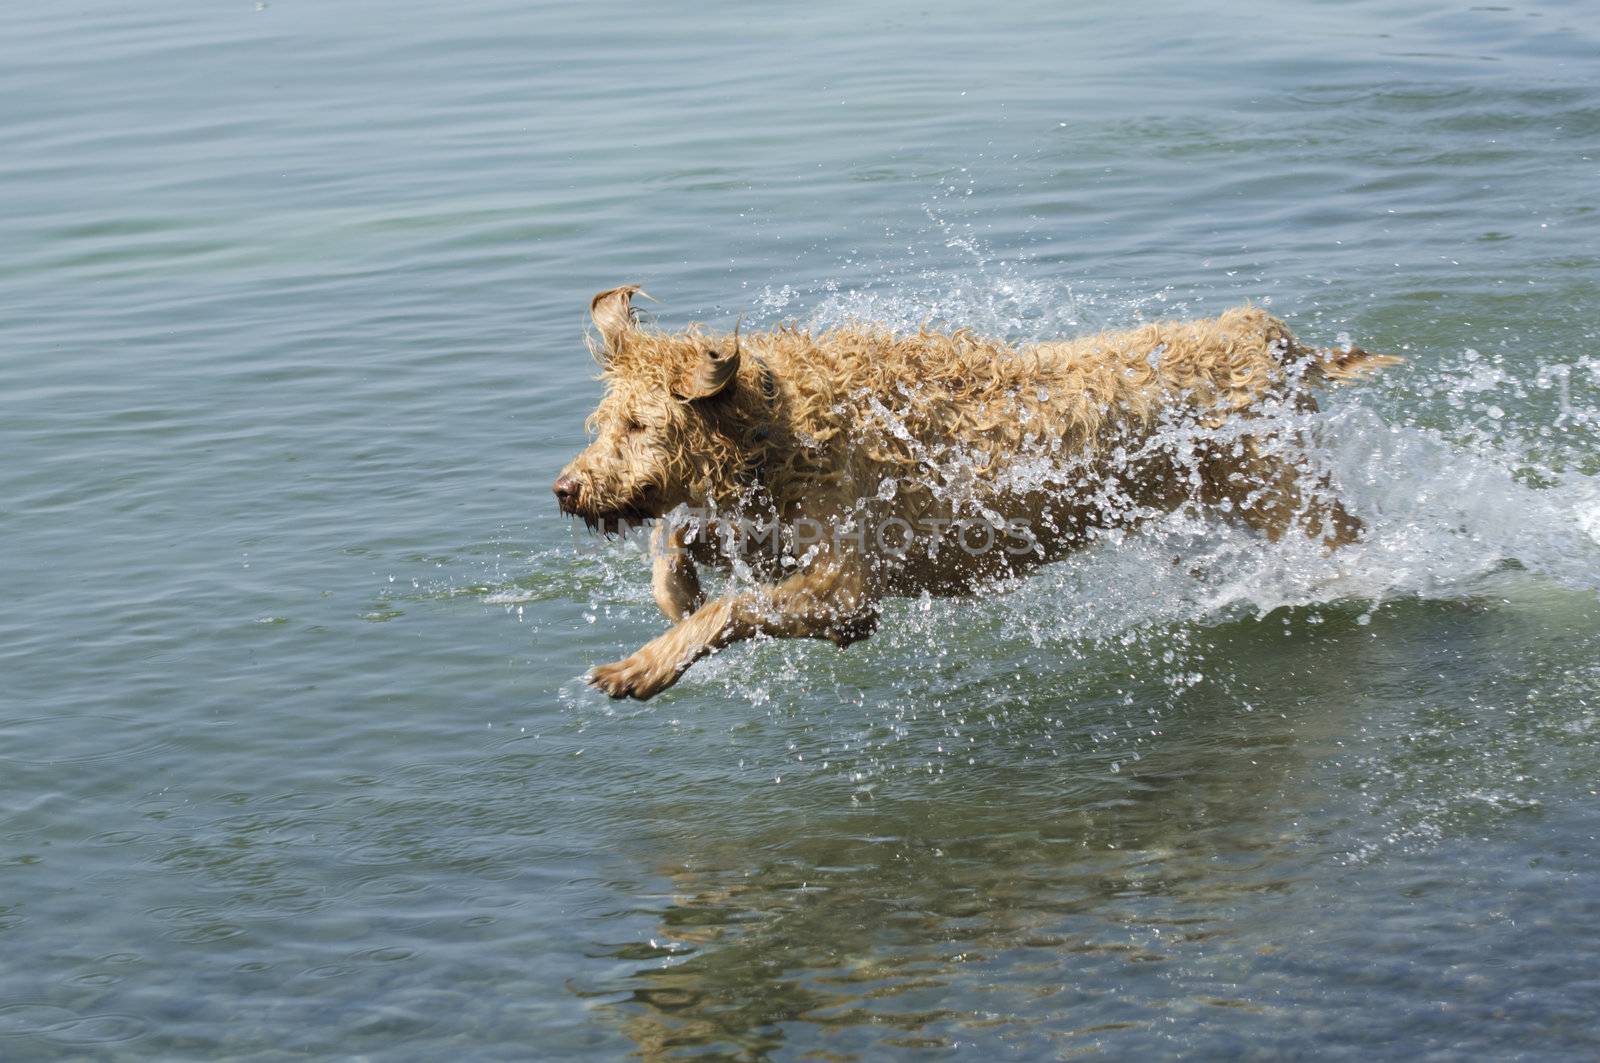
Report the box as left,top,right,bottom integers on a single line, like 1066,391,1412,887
4,0,1600,1058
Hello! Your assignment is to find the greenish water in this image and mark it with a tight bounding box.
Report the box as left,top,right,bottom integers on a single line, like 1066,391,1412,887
4,0,1600,1058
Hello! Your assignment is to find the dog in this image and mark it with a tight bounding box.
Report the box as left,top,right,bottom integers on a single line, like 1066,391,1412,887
554,286,1398,700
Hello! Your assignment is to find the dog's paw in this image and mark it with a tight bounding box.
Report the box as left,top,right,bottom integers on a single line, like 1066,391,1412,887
588,651,679,701
828,607,879,648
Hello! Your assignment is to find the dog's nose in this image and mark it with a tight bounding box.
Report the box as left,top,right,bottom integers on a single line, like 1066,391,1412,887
552,476,580,510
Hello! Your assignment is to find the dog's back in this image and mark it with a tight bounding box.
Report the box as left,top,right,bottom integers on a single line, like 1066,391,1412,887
767,307,1393,472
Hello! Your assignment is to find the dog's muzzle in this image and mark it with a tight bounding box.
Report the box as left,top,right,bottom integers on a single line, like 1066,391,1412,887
553,475,582,515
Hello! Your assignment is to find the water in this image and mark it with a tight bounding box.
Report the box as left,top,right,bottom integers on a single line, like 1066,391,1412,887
3,0,1600,1057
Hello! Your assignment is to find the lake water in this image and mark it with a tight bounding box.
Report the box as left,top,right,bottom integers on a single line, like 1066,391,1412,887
4,0,1600,1058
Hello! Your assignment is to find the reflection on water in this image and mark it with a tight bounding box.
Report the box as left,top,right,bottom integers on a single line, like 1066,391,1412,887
578,590,1600,1059
599,756,1304,1060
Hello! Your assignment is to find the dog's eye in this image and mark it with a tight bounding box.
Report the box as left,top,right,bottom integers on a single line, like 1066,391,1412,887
623,420,646,435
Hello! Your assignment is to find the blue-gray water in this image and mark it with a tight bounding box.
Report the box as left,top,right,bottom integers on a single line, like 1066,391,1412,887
4,0,1600,1058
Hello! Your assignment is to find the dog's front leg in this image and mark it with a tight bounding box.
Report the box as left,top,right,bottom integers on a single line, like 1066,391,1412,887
589,557,876,701
649,520,704,622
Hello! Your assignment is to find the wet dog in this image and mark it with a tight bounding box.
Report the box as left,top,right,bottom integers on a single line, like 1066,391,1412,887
555,286,1398,699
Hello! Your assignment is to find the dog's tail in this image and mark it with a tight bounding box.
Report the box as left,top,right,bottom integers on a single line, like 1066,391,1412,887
1300,343,1403,385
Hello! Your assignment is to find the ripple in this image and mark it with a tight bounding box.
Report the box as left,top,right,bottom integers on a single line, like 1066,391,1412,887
0,1004,148,1046
0,714,171,766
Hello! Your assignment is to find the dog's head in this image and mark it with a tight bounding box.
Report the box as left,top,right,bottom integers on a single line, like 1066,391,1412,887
553,286,776,532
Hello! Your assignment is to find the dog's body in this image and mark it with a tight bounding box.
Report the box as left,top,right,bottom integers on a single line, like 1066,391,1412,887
555,287,1398,699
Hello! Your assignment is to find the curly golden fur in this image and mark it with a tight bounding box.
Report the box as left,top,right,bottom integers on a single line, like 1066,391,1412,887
555,286,1399,699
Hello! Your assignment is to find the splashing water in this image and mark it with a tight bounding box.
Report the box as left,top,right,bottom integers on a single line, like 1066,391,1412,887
797,271,1600,624
527,263,1600,821
548,269,1600,661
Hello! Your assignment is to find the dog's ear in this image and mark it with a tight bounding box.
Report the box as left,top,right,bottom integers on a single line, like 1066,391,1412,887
589,285,647,359
675,319,741,401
